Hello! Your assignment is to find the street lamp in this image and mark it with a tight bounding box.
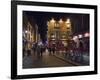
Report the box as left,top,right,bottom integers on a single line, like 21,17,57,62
59,19,63,23
65,18,71,23
50,18,55,23
65,18,71,28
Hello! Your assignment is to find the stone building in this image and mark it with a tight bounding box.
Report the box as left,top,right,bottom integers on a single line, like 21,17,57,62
47,18,72,50
23,12,40,51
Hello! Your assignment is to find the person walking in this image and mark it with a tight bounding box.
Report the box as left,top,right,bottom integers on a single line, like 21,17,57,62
78,40,84,62
37,43,41,58
48,43,52,55
32,43,36,55
40,44,44,56
52,44,56,55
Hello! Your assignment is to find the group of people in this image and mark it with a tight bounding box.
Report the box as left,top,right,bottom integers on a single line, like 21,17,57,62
23,37,89,63
32,42,57,56
47,44,56,55
64,38,89,63
32,42,46,57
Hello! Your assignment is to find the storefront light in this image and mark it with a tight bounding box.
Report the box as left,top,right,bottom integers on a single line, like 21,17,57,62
51,35,55,38
73,36,78,40
52,39,55,40
38,41,42,45
84,32,89,37
25,30,28,33
78,34,83,38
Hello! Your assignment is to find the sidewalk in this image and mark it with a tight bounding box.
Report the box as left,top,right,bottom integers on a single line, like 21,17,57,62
54,52,89,66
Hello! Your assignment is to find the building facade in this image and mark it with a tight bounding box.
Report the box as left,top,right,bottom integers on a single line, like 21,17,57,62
23,12,40,51
47,18,72,50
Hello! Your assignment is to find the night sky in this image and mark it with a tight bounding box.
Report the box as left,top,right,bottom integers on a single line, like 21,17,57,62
23,11,89,43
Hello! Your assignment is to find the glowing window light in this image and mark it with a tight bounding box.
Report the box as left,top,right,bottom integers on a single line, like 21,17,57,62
67,24,71,28
62,35,65,38
51,35,55,38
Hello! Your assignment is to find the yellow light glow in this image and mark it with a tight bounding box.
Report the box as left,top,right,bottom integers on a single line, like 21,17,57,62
50,18,55,23
51,35,55,38
51,39,55,40
65,18,71,23
59,19,63,23
67,24,71,28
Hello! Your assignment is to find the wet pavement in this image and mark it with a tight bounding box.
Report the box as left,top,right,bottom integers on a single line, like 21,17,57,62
54,52,89,66
23,51,75,69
